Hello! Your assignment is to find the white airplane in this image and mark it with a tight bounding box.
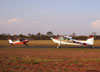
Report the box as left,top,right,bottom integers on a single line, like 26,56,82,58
8,38,29,46
51,35,94,48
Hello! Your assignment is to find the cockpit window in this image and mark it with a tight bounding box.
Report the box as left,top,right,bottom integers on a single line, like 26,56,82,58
19,38,25,41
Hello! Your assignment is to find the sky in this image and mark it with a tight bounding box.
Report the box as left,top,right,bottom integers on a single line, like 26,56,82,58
0,0,100,35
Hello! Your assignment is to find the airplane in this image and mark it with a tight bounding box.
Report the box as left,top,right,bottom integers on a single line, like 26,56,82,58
51,35,94,48
8,38,29,46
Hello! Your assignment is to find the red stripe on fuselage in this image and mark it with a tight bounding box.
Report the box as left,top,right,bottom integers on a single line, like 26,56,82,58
13,42,24,45
73,41,88,46
13,40,29,45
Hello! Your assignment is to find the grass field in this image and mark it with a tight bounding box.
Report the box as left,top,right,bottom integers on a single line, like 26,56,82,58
0,40,100,46
0,40,100,72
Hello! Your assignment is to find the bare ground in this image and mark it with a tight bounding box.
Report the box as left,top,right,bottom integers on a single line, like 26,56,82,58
0,48,100,72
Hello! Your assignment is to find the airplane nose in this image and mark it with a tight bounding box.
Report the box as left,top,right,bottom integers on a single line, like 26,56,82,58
26,40,28,41
25,40,29,42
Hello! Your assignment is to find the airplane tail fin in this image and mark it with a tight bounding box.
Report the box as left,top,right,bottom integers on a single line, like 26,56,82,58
86,35,94,45
8,39,13,44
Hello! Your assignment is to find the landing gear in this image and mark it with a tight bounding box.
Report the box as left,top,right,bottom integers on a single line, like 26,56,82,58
89,46,94,48
57,40,61,48
23,43,28,46
91,46,94,48
57,45,61,48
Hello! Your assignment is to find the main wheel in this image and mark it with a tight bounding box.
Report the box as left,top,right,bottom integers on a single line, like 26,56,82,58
89,46,94,48
57,46,61,48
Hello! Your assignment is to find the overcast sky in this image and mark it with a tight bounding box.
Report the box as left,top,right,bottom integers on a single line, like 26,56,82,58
0,0,100,35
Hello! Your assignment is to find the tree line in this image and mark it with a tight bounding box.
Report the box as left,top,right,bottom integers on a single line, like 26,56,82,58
0,32,53,40
0,32,100,40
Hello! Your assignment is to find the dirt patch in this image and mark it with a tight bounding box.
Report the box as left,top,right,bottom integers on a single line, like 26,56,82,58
0,48,100,72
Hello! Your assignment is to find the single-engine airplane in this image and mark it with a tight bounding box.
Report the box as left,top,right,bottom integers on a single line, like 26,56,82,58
8,38,29,46
51,35,94,48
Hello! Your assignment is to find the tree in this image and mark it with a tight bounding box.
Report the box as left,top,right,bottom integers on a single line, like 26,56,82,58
71,32,76,37
0,33,10,40
18,34,25,38
91,32,97,36
46,31,53,36
36,32,41,37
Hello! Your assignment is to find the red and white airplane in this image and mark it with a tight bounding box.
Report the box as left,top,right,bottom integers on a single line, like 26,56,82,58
51,35,94,48
8,38,29,46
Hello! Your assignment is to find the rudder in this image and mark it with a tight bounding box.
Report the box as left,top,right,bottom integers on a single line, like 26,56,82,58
86,35,94,45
